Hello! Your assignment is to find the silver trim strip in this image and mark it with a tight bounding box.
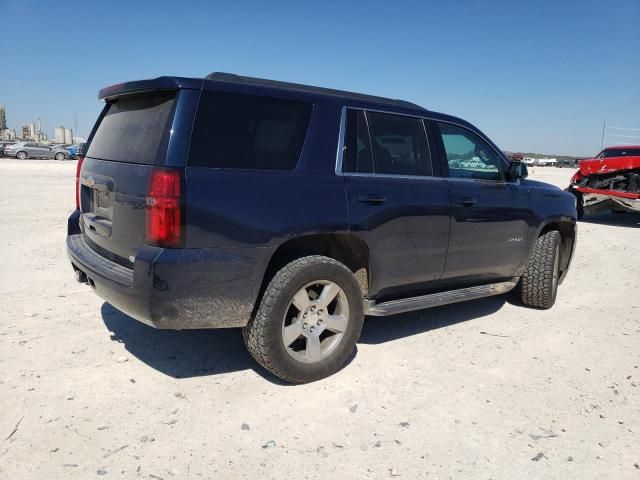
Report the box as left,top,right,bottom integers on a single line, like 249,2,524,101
334,106,347,175
335,106,509,182
348,105,430,120
336,172,446,181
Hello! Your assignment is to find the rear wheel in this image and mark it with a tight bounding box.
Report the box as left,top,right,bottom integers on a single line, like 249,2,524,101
55,152,65,161
16,151,27,160
520,230,561,309
243,255,364,384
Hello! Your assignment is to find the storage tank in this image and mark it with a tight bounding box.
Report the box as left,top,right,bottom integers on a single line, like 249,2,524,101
54,127,65,144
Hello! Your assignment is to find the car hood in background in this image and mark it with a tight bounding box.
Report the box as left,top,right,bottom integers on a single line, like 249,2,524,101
579,155,640,175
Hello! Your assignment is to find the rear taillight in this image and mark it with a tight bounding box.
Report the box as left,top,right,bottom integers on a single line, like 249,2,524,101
146,169,183,247
75,156,84,210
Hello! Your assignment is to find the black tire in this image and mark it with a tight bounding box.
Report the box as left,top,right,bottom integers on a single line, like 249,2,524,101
16,151,27,160
520,230,562,309
242,255,364,384
55,152,65,161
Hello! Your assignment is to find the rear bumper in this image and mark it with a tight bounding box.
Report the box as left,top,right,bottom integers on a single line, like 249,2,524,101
66,213,269,329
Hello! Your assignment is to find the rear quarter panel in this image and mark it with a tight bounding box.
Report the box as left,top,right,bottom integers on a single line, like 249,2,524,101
185,170,347,249
183,100,348,315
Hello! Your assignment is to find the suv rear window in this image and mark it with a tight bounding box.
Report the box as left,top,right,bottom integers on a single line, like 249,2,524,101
188,91,312,170
87,92,176,165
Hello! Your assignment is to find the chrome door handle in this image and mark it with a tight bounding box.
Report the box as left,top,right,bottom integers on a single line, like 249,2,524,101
457,196,477,207
357,195,387,205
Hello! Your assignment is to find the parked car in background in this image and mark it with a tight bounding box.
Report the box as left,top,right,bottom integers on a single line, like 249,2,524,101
507,152,524,162
567,145,640,217
67,73,577,383
0,141,17,157
4,142,54,159
51,145,72,160
556,158,581,168
66,144,80,158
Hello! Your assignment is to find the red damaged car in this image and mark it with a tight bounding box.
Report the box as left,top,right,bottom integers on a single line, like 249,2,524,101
567,145,640,217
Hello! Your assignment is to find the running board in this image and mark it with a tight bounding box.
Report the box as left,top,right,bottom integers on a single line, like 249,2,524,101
364,278,519,317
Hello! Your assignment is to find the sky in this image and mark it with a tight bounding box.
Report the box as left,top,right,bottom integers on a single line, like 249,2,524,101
1,0,639,156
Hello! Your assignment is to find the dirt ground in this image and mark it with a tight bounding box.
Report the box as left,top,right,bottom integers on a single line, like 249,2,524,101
0,159,638,479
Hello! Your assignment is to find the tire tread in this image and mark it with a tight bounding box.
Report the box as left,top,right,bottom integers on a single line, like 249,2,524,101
520,230,561,309
242,255,361,384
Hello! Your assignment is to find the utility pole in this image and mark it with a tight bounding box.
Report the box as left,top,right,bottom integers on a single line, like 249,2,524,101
600,118,606,150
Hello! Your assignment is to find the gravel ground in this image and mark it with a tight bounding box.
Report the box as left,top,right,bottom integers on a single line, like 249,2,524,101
0,160,638,479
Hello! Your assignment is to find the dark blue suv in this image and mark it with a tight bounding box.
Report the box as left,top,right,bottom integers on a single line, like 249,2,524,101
67,72,577,383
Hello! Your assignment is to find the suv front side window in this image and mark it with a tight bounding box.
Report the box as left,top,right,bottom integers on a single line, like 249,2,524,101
437,122,504,181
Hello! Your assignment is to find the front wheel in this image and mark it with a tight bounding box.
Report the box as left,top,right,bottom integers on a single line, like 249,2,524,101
243,256,364,384
519,230,561,309
54,152,65,161
16,151,27,160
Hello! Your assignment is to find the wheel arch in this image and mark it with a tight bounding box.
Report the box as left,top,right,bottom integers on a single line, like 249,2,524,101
536,217,577,283
261,233,370,297
249,234,369,322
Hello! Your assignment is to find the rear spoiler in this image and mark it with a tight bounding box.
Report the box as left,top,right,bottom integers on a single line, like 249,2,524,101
98,76,203,102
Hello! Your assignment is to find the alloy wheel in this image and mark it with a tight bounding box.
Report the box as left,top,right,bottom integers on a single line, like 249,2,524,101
281,280,349,364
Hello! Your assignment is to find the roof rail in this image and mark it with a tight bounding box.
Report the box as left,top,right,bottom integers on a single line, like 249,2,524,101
205,72,426,111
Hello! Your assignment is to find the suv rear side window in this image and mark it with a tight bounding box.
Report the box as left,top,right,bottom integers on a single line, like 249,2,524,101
342,109,374,174
188,91,312,170
367,112,431,176
437,122,504,181
87,92,176,165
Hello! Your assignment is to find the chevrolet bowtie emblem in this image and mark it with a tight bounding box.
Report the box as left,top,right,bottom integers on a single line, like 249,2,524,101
86,177,95,187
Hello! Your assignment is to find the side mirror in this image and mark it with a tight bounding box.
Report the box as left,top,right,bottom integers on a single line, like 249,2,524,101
507,161,528,180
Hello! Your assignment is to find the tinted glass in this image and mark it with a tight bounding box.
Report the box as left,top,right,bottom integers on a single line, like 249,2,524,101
598,148,640,158
342,109,374,173
188,91,312,170
438,122,503,181
87,93,175,165
367,112,431,176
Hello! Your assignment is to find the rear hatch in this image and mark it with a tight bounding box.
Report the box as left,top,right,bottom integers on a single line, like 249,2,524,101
79,92,178,267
